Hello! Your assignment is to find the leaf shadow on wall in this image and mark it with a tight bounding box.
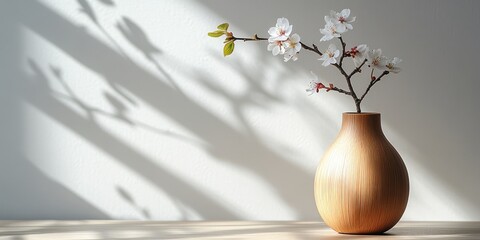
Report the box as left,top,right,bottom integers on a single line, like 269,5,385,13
24,58,237,219
10,0,337,219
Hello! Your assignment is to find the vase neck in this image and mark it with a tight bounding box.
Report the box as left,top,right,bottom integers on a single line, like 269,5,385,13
340,112,383,135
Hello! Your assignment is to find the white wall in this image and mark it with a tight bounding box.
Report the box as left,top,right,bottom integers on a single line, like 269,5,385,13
0,0,479,220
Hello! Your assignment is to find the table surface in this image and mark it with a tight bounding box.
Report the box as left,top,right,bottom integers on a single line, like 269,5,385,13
0,221,479,239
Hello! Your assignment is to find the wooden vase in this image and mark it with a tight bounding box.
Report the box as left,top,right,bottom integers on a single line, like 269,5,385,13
314,112,409,234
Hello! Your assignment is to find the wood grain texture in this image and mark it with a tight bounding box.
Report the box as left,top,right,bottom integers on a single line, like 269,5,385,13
314,112,409,234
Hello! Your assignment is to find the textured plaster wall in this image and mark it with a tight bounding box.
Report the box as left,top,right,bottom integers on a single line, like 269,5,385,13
0,0,479,220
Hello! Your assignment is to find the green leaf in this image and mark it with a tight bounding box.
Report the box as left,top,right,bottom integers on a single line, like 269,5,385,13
208,30,225,37
223,41,234,57
217,23,229,31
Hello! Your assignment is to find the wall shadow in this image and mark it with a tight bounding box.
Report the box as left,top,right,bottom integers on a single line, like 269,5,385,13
3,0,336,220
22,58,239,219
116,186,151,219
0,155,109,220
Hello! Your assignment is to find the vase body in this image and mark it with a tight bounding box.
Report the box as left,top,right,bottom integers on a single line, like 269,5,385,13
314,113,409,234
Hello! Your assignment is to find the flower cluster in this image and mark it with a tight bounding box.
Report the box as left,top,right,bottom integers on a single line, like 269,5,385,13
320,9,355,41
316,9,401,72
208,8,403,113
267,18,302,62
319,44,340,66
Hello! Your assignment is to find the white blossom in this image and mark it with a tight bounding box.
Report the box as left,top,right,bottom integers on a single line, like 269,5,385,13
306,71,325,95
283,33,302,62
367,49,387,70
351,44,369,67
385,57,402,73
319,44,340,66
320,21,346,41
283,33,301,52
267,40,285,56
268,17,292,42
326,9,356,30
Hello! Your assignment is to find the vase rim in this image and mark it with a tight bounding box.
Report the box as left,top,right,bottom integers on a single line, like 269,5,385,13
343,112,380,116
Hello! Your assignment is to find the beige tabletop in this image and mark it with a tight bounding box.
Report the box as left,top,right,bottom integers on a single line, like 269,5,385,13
0,221,479,239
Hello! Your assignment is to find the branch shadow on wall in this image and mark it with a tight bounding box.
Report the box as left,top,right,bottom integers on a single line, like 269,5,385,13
7,0,337,219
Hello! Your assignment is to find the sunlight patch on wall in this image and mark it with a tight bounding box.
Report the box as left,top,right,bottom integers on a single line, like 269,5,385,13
21,100,198,220
19,24,204,220
17,0,311,220
12,0,478,221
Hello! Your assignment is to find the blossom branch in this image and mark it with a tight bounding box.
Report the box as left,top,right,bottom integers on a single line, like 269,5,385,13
331,61,361,112
231,34,324,57
349,58,368,78
332,63,349,79
329,86,351,96
338,37,347,67
209,11,403,113
300,42,323,56
232,34,268,42
359,71,389,102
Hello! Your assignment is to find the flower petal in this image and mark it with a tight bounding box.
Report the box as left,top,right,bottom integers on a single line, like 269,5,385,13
320,35,331,42
324,15,332,23
290,33,300,42
285,25,293,36
357,44,367,52
336,23,347,33
268,27,277,36
295,43,302,52
273,45,280,56
322,59,330,67
333,49,340,58
280,18,289,27
267,43,275,51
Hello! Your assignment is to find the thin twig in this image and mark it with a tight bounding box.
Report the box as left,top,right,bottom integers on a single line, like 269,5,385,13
332,63,349,79
359,71,389,102
339,37,347,67
233,34,323,57
332,62,360,111
329,87,351,96
349,59,368,78
300,42,323,56
233,34,268,41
